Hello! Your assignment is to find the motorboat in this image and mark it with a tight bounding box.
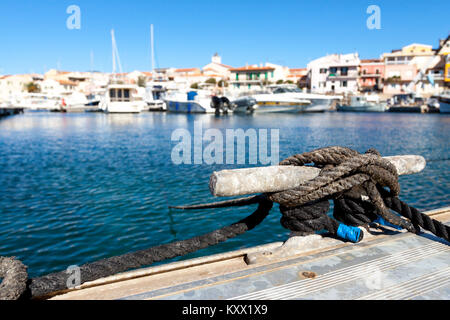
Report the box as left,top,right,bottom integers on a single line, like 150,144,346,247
437,92,450,113
58,92,89,112
14,93,61,111
145,83,166,111
268,85,341,112
234,85,339,113
165,90,231,114
337,95,387,112
387,93,426,113
100,83,146,113
233,92,310,113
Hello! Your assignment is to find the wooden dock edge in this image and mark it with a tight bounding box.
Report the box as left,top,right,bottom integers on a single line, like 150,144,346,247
51,206,450,300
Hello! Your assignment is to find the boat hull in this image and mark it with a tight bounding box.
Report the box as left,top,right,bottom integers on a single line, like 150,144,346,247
337,104,386,112
105,102,143,113
439,97,450,113
166,100,214,113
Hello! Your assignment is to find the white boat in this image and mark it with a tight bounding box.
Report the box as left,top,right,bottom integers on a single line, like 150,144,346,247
101,83,146,113
233,85,339,113
233,93,310,113
337,95,386,112
267,85,340,112
14,93,61,111
165,91,228,114
59,92,89,112
145,83,166,111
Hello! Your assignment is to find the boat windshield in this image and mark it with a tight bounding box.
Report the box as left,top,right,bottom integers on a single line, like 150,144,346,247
272,87,302,94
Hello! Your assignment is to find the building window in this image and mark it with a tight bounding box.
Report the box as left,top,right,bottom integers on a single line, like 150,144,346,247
320,68,327,74
341,67,348,76
235,73,239,81
342,81,347,87
329,67,337,74
376,69,380,74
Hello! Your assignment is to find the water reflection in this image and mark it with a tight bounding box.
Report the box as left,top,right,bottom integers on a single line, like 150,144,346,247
0,112,448,277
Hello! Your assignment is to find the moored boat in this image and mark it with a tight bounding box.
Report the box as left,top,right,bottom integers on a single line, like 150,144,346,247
233,92,310,113
165,91,231,114
437,92,450,113
337,95,386,112
101,83,146,114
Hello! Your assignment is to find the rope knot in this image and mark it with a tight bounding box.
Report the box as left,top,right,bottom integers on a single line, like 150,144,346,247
268,146,423,242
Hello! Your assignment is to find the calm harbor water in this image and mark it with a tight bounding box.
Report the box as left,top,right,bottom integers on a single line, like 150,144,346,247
0,111,449,277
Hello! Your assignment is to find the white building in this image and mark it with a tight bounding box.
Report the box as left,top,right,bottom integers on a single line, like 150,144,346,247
0,74,42,101
308,53,360,94
202,53,232,79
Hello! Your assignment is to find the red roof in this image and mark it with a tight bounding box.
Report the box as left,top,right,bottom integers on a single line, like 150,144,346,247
175,68,200,73
289,68,306,72
230,66,275,72
217,63,232,69
361,59,382,63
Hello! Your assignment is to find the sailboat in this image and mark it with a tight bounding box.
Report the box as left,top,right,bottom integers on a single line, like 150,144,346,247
145,24,166,111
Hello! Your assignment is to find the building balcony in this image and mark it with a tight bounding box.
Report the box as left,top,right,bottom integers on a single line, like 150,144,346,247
327,72,358,80
359,73,382,78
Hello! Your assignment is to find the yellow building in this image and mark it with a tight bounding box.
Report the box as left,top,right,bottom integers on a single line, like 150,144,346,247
445,54,450,83
436,35,450,83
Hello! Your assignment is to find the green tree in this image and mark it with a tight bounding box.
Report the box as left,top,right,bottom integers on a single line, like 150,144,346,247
137,76,147,87
218,80,228,87
276,79,284,84
24,82,40,93
190,82,199,89
284,80,294,84
205,78,217,85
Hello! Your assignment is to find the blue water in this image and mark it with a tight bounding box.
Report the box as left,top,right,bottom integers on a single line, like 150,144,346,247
0,112,449,278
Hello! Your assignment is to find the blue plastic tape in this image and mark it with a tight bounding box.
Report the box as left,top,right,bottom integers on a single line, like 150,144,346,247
337,224,362,243
374,217,402,230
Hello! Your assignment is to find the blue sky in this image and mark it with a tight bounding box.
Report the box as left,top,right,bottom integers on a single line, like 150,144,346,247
0,0,448,74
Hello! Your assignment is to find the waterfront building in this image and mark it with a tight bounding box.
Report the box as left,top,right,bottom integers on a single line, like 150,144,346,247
382,43,439,95
125,71,153,85
171,68,207,89
288,68,308,88
307,53,360,94
359,59,384,92
435,35,450,86
229,65,276,91
202,53,232,80
38,79,71,95
44,69,71,82
0,74,42,100
446,54,450,84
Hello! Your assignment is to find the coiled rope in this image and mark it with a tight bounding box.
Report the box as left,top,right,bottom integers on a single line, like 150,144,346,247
1,146,448,300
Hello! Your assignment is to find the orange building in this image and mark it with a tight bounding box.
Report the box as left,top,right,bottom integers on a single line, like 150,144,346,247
359,59,384,92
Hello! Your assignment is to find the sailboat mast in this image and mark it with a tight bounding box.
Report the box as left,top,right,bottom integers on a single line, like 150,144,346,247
111,29,116,78
151,24,155,78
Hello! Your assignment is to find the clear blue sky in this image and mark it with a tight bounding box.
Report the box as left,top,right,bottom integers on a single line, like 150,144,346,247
0,0,448,74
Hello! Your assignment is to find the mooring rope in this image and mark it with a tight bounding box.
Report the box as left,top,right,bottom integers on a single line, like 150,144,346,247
1,146,448,300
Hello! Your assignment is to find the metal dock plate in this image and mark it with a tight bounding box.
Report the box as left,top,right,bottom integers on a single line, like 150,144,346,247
52,208,450,300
